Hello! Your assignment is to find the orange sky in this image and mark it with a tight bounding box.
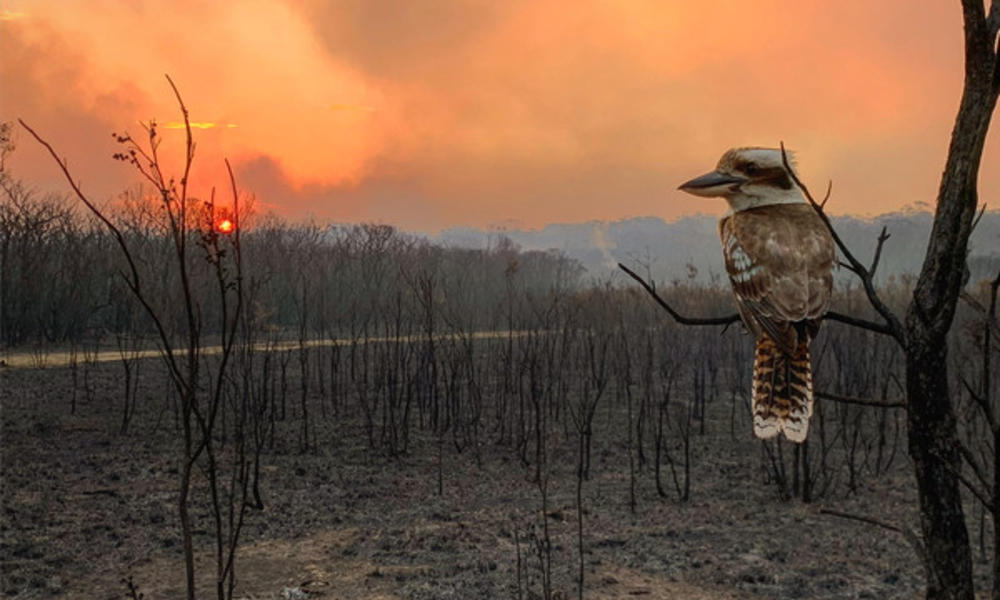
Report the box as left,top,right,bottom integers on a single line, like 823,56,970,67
1,0,997,231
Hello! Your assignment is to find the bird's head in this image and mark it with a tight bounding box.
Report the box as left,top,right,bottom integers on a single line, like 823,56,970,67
678,147,804,211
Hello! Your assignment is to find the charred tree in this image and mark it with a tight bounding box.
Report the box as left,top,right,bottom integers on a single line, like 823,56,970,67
901,2,998,598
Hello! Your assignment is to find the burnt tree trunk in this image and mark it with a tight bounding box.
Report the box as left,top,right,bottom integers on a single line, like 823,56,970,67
904,2,999,598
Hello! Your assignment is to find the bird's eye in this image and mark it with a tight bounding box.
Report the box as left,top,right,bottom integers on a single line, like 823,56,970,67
744,163,758,175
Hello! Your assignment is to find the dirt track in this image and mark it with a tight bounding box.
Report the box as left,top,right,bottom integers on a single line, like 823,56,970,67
1,329,541,369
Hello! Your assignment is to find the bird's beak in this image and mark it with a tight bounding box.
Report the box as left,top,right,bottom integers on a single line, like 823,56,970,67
678,170,747,197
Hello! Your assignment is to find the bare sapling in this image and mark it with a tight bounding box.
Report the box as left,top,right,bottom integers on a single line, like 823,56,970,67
20,75,251,600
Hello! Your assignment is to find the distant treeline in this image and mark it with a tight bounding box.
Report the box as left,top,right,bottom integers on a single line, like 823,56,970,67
3,177,996,351
0,183,585,348
435,211,1000,286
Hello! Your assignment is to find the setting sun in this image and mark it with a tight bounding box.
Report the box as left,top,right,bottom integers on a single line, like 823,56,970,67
215,218,234,234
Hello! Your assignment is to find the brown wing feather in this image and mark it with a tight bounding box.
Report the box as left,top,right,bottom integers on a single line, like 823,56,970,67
719,204,834,353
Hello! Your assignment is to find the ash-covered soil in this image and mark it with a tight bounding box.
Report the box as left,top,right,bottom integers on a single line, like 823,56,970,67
0,358,979,599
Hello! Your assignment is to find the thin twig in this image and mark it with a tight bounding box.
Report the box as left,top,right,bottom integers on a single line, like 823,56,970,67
960,292,1000,341
618,263,740,327
819,507,930,573
960,376,995,430
819,508,901,532
820,180,832,209
869,226,891,279
956,462,996,514
956,441,994,506
823,310,896,336
816,391,905,409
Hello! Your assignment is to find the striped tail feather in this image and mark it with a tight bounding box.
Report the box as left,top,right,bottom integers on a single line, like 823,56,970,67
751,333,814,442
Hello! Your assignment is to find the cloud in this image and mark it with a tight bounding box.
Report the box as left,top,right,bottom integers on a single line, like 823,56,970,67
1,0,997,229
3,0,386,195
329,104,376,113
234,153,436,228
1,18,146,202
162,122,239,130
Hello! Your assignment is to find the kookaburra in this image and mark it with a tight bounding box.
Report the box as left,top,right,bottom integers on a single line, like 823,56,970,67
679,147,835,442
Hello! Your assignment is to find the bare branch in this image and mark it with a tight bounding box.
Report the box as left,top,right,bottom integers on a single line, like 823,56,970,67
959,291,989,314
823,310,896,336
956,469,996,513
960,269,1000,438
816,390,905,409
618,263,740,327
819,509,929,573
960,376,995,430
956,440,993,503
621,262,895,336
779,142,904,343
869,226,891,279
820,180,832,209
165,74,195,196
960,300,1000,342
819,508,901,532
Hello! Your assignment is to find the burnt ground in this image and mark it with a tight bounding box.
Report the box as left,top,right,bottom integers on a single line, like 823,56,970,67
0,356,986,599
